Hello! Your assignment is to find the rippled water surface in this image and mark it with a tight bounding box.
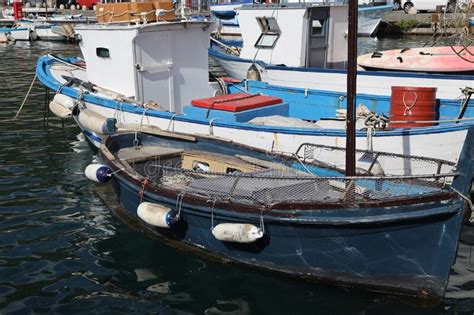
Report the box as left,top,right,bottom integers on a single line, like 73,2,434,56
0,38,474,314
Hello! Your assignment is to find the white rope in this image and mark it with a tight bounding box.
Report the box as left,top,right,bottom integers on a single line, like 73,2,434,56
450,186,474,222
139,108,148,127
209,118,221,135
176,192,185,219
402,91,418,116
167,113,179,131
13,74,36,122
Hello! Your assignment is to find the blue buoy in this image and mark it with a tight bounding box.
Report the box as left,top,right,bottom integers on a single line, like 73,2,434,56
85,164,112,183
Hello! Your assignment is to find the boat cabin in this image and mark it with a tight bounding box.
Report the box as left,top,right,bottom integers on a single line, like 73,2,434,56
237,3,348,68
75,19,216,114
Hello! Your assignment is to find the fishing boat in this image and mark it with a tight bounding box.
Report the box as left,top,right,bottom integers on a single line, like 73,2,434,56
36,50,474,164
358,46,474,74
208,3,474,99
210,0,252,20
18,19,69,41
0,24,36,41
211,0,393,37
87,128,473,304
36,0,474,167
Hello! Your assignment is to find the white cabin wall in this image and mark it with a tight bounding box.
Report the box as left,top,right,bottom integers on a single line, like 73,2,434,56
76,22,214,114
327,6,348,66
76,28,137,98
134,25,213,113
300,10,309,67
238,8,308,67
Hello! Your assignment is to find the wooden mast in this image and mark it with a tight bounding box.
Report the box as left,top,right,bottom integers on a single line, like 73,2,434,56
345,0,358,176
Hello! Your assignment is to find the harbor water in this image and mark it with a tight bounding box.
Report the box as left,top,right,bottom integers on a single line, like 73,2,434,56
1,38,474,314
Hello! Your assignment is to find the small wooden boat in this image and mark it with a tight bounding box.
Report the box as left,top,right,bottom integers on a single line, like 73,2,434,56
90,130,474,304
358,46,474,74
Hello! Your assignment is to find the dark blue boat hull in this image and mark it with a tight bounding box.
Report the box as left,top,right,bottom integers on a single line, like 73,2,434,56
97,131,473,304
110,174,463,301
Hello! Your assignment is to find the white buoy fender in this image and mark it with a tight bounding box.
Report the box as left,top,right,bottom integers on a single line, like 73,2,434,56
137,202,178,228
212,223,263,243
49,94,75,118
85,164,112,183
78,109,117,135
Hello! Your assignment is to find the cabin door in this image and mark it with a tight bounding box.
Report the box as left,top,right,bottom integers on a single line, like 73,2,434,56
306,8,329,68
134,31,178,113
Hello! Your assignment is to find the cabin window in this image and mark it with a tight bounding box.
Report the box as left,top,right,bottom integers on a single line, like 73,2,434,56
226,167,242,174
192,161,209,172
254,17,281,48
311,19,326,36
96,47,110,58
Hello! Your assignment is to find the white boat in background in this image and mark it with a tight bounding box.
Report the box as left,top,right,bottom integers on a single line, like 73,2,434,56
209,3,474,99
0,25,36,41
210,0,252,19
211,0,393,37
357,3,393,36
18,20,69,41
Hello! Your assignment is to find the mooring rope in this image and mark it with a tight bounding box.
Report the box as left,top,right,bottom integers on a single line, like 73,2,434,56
450,186,474,222
12,74,37,122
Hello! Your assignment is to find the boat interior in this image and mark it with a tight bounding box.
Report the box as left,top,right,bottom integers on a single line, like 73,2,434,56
105,133,456,207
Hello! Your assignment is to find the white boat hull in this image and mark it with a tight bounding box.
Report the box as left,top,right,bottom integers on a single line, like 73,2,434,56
357,5,393,36
213,4,393,36
210,51,474,100
9,28,35,41
77,100,468,166
35,26,67,41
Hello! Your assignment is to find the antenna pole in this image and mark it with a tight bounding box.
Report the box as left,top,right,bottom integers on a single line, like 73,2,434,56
345,0,358,176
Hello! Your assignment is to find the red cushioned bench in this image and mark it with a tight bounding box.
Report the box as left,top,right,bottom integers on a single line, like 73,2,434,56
191,93,283,112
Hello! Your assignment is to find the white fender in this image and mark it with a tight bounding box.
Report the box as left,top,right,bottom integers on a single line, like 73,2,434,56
212,223,263,243
137,202,177,228
85,164,112,183
49,94,76,118
78,109,116,135
49,94,74,118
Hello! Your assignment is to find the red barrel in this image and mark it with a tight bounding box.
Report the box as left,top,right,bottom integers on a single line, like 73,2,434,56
389,86,437,128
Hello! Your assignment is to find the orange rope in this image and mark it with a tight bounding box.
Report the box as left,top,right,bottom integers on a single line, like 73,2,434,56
139,178,150,202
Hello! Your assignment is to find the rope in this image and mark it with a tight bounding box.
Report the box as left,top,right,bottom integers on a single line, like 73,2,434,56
259,209,265,234
450,186,474,222
209,118,221,135
176,192,185,219
134,131,139,149
364,113,388,130
139,178,150,202
402,91,418,116
366,126,374,151
13,74,36,122
139,108,148,127
208,199,217,230
167,113,179,131
211,93,258,105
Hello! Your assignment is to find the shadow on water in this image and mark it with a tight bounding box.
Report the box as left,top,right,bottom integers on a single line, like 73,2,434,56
0,38,472,314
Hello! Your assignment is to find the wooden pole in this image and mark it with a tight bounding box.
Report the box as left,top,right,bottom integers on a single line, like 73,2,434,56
345,0,358,176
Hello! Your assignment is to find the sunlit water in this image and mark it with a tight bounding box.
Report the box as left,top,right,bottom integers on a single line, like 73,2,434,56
0,38,473,314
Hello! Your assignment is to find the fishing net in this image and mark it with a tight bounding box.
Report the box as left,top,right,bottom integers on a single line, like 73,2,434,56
121,143,458,207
